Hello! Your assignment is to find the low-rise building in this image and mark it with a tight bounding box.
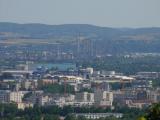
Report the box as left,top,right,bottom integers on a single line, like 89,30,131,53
126,100,152,109
17,102,33,110
75,113,123,119
136,72,160,79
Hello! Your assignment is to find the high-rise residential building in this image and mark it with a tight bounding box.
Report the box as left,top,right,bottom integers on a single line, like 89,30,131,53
0,90,23,103
0,90,10,103
75,92,94,102
9,91,23,103
94,89,113,107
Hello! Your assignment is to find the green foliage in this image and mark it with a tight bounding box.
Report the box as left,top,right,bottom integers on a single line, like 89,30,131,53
146,103,160,120
137,103,160,120
0,103,146,120
81,56,160,75
22,92,32,101
44,114,60,120
137,116,146,120
79,88,93,93
64,114,77,120
0,103,18,117
42,105,60,115
41,83,75,94
152,79,160,87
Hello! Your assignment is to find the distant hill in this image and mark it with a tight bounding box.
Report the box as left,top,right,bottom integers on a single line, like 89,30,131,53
0,22,160,54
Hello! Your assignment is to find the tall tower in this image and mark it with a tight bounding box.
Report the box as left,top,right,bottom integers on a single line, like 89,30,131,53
57,43,60,60
77,36,80,56
25,61,29,71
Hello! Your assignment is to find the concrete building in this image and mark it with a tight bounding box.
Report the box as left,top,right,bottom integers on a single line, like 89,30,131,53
17,102,33,110
86,68,94,75
75,113,123,119
22,80,32,90
0,90,23,103
74,92,94,107
126,100,152,109
9,91,23,103
136,72,160,79
94,89,113,107
136,91,148,100
0,90,10,103
75,92,94,102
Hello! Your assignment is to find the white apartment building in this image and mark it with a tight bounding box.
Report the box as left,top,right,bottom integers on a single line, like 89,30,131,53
9,91,23,103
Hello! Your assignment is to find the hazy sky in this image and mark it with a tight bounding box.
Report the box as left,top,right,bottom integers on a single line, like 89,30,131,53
0,0,160,27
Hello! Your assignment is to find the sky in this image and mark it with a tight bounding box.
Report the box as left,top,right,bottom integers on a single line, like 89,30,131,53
0,0,160,28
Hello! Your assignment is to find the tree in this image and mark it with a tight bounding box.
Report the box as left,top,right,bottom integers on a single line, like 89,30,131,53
146,103,160,120
44,114,60,120
137,103,160,120
41,83,74,94
64,114,77,120
137,116,146,120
